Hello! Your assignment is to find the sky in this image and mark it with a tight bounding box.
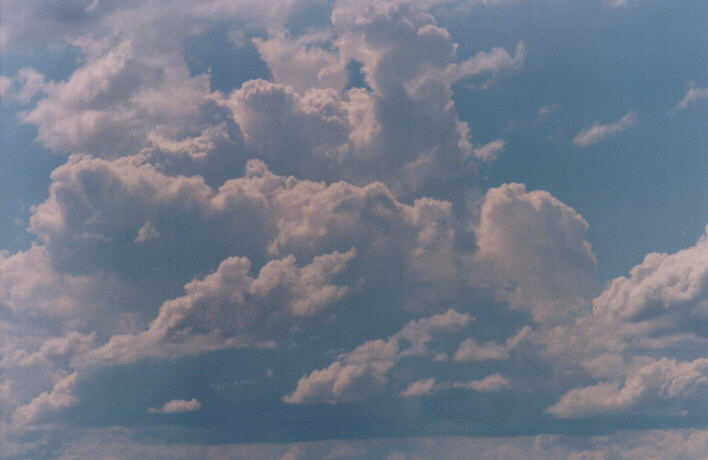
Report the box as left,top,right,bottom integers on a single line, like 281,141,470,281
0,0,707,459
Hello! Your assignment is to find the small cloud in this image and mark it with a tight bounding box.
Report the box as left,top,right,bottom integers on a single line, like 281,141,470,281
453,374,511,392
229,29,247,49
400,378,438,398
450,41,526,89
538,104,558,116
670,82,708,114
134,222,159,243
573,111,637,147
148,398,201,414
606,0,637,8
0,75,12,99
472,139,505,163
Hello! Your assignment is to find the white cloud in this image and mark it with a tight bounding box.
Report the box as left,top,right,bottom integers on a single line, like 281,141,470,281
12,372,79,426
453,374,511,392
671,82,708,113
18,39,230,157
474,183,597,322
253,31,348,93
400,374,511,397
84,248,356,366
573,111,637,147
548,357,708,418
400,378,439,397
454,326,530,361
538,104,557,116
2,332,94,368
590,227,708,346
606,0,634,8
448,41,526,89
0,75,11,98
148,398,201,414
284,309,472,404
471,139,505,163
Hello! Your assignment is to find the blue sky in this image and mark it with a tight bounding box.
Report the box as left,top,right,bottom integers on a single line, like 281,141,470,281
1,1,707,459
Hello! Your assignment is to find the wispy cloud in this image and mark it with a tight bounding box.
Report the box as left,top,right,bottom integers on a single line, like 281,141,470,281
670,82,708,114
606,0,638,8
573,111,637,147
472,139,505,162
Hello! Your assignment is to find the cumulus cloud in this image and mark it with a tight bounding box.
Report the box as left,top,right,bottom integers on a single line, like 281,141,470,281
542,228,708,417
573,111,637,147
548,358,708,418
284,309,472,404
253,31,348,93
148,398,201,414
84,248,356,366
454,326,530,361
17,39,229,158
12,372,79,426
590,227,708,345
5,0,696,454
474,183,597,322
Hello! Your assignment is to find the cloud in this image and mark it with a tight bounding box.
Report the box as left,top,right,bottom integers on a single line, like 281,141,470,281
590,226,708,346
547,358,708,418
448,41,526,89
606,0,637,8
84,248,356,366
148,398,201,414
471,139,505,163
6,0,698,453
253,30,348,93
17,39,236,159
284,309,472,404
538,104,557,116
400,374,511,397
400,378,439,397
474,183,597,322
454,326,530,361
12,372,79,426
0,75,11,98
573,111,637,147
453,374,511,392
670,82,708,113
